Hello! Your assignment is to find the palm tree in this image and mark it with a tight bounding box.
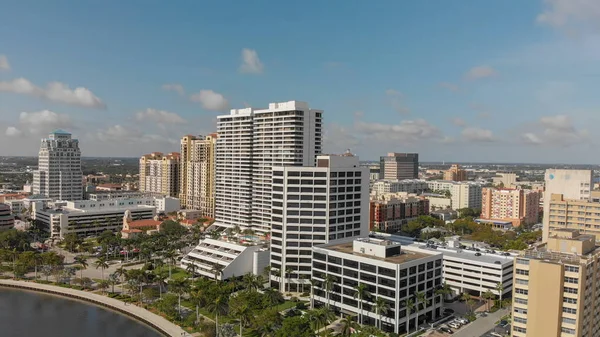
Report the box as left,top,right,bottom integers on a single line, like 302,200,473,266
163,250,176,278
153,268,169,298
284,267,293,293
186,263,197,281
32,253,43,280
73,255,88,280
170,277,190,319
107,273,119,293
461,293,473,313
211,264,224,281
98,279,109,294
495,282,504,308
415,292,429,329
114,265,127,282
206,294,228,334
309,279,319,309
94,257,109,281
403,298,415,334
353,283,370,325
374,296,390,331
339,316,358,337
483,290,495,311
323,275,337,308
435,282,452,303
230,302,252,337
242,272,262,292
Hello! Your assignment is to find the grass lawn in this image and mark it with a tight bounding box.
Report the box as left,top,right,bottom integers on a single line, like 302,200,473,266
169,267,190,279
274,300,300,312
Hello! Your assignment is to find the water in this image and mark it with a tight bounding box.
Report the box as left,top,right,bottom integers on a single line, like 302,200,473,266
0,288,164,337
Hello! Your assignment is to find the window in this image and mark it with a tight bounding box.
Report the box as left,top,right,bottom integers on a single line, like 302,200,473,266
516,269,529,276
563,297,577,304
515,258,529,265
564,287,578,294
564,277,578,284
563,307,577,315
514,307,527,315
565,265,579,273
561,327,576,334
514,327,526,333
515,289,528,295
515,278,528,286
562,317,577,325
514,298,528,305
514,317,527,324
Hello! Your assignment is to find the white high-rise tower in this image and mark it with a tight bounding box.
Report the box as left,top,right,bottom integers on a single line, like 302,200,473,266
33,130,83,201
215,101,323,232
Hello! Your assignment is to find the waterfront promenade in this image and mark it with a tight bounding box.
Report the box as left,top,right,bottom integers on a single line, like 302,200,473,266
0,279,188,337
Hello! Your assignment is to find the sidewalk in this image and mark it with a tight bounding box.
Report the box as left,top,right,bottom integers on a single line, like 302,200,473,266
0,279,188,337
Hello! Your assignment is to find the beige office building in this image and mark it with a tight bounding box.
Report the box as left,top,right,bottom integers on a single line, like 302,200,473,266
547,193,600,242
543,169,593,242
179,134,217,218
511,229,600,337
139,152,180,197
443,164,467,182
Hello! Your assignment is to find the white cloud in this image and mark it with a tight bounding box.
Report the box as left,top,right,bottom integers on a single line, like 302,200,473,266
162,83,185,95
461,127,495,142
0,78,105,108
452,117,467,127
135,108,186,124
522,133,543,145
355,119,443,143
19,110,72,134
190,90,230,111
95,124,178,146
5,127,22,137
239,48,264,74
0,55,10,71
439,82,460,92
537,0,600,30
385,89,410,114
464,65,497,80
521,114,589,146
323,123,360,154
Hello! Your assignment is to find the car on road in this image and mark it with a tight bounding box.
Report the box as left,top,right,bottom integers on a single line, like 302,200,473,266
475,252,482,256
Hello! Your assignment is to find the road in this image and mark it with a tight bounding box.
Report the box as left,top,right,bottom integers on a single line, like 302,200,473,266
452,308,510,337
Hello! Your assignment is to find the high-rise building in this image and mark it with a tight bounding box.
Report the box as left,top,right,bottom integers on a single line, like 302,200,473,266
480,188,540,226
543,169,593,242
179,134,217,218
139,152,180,197
33,130,83,201
379,153,419,180
443,164,467,182
511,229,600,337
546,193,600,241
215,101,322,233
270,154,368,292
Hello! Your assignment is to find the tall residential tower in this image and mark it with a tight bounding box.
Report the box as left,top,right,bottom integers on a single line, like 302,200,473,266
215,100,322,233
179,134,218,218
139,152,180,197
33,130,83,201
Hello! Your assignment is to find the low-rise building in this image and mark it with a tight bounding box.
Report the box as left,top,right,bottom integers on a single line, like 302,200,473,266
369,193,429,232
443,164,467,182
95,183,124,191
180,237,269,280
422,194,452,212
480,188,540,226
312,237,443,333
371,180,429,195
0,203,15,230
511,229,600,337
492,173,518,187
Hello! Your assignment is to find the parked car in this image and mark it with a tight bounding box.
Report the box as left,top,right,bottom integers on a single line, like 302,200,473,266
456,317,469,324
475,252,482,256
448,322,461,329
439,327,454,334
494,261,502,264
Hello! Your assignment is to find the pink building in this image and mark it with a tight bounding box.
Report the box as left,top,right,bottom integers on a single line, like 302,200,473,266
481,188,540,226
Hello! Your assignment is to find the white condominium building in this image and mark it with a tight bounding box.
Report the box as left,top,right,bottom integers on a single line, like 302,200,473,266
371,179,429,195
426,180,482,210
33,130,83,201
179,134,217,218
215,101,323,232
270,154,369,293
139,152,180,197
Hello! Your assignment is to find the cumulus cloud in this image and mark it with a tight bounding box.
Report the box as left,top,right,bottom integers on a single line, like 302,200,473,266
95,124,178,146
5,127,22,137
537,0,600,30
18,110,72,134
239,48,264,74
323,123,360,154
385,89,410,114
461,127,494,142
464,65,497,80
521,115,589,146
0,78,105,108
0,55,10,71
452,117,467,127
162,83,185,95
355,119,443,143
439,82,460,92
135,108,186,124
190,90,230,111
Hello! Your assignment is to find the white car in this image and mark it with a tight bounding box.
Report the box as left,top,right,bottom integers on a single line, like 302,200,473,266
456,317,469,324
448,322,461,329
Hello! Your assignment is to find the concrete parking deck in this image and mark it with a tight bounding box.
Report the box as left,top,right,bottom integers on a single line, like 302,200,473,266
0,279,188,337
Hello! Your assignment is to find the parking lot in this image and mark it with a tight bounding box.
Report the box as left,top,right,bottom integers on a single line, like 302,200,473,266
425,307,510,337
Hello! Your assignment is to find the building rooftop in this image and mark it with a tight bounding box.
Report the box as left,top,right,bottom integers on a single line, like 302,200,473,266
52,129,71,135
324,241,433,264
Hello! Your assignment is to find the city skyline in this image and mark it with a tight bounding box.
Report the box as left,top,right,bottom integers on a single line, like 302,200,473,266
1,1,599,163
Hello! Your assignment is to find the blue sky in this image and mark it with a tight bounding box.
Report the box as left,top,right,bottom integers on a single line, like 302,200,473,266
1,0,599,162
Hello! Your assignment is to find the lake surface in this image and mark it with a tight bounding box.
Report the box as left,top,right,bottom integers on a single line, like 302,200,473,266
0,288,163,337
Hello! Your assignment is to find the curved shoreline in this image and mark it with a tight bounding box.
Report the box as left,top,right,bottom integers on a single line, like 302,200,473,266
0,279,187,337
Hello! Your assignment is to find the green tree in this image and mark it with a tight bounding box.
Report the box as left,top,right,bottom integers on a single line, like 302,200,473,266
63,233,82,252
482,290,495,311
107,273,119,293
403,298,415,334
156,293,179,319
73,255,88,280
353,283,370,325
169,276,190,319
374,296,390,331
415,292,429,328
339,317,359,337
94,257,109,281
323,274,337,308
435,282,453,303
275,316,313,337
206,293,229,334
495,282,504,308
229,301,252,337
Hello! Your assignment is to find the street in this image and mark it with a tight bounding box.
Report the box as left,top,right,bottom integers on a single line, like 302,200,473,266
452,308,509,337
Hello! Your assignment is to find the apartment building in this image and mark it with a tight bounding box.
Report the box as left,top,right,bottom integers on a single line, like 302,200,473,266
426,181,482,210
511,229,600,337
371,180,429,195
543,169,593,242
312,237,443,334
33,130,83,201
32,199,156,238
179,134,217,217
443,164,467,182
0,203,15,230
480,188,540,226
546,193,600,242
370,193,429,232
492,173,517,187
139,152,180,197
270,154,369,292
215,101,322,233
379,153,419,180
